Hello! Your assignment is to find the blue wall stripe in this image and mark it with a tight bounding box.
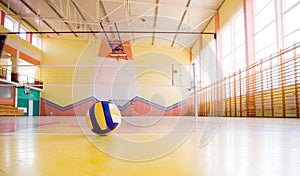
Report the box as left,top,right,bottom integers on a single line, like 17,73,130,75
43,96,188,113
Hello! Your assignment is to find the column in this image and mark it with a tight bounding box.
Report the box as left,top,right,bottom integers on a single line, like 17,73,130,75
243,0,256,117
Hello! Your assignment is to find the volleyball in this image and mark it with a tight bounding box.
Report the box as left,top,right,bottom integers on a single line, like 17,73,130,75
86,101,122,135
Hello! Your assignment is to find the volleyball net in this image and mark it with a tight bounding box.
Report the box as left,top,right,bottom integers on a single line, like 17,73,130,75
0,61,201,116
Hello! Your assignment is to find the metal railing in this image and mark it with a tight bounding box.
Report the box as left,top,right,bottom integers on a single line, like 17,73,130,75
199,42,300,118
0,66,7,80
0,66,43,89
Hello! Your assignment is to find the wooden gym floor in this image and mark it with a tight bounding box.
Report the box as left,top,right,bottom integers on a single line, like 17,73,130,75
0,116,300,176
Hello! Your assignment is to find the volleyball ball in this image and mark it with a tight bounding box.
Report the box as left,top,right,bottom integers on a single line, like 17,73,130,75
86,101,122,135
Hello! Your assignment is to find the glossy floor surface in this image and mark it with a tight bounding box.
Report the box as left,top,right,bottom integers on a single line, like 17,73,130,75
0,116,300,176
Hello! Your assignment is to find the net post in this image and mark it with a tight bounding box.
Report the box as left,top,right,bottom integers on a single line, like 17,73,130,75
192,63,198,118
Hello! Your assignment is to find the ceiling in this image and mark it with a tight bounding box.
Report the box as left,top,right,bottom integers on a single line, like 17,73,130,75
0,0,223,48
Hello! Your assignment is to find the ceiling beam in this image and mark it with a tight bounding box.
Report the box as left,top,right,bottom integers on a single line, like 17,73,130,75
192,14,216,31
171,0,192,47
44,0,78,37
1,1,42,33
151,0,159,46
70,0,96,37
100,4,124,22
124,0,134,43
99,0,110,23
201,0,225,33
18,0,59,35
100,0,217,13
125,5,157,43
99,0,116,39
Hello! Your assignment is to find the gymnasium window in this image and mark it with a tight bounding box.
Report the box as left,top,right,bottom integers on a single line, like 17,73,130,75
220,8,246,98
281,0,300,85
232,10,246,72
253,0,280,90
221,9,246,77
199,40,214,87
4,16,14,31
253,0,300,58
3,12,42,49
221,24,232,77
282,0,300,48
32,34,42,49
19,27,27,40
4,16,27,40
18,59,36,84
253,0,277,62
253,0,300,89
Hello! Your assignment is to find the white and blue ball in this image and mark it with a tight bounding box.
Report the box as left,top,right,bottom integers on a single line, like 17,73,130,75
86,101,122,135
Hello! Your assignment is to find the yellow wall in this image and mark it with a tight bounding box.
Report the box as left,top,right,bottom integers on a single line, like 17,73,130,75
191,40,200,58
72,38,101,103
218,0,243,28
132,42,192,106
42,35,87,64
41,37,193,107
41,36,97,106
132,42,190,65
